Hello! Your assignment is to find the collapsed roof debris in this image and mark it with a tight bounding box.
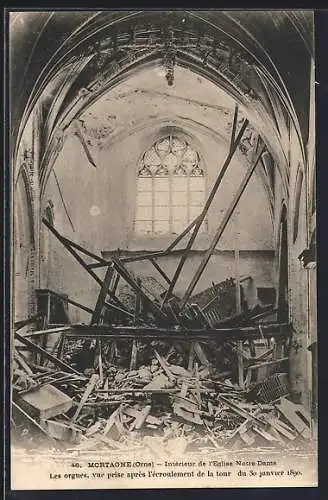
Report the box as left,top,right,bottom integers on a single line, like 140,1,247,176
12,104,313,453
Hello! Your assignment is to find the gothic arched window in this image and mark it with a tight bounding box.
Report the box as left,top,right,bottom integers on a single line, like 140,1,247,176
135,135,206,235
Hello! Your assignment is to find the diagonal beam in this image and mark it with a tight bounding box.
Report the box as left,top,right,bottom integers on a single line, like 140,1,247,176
61,236,108,264
111,256,169,322
230,104,239,152
163,116,249,304
42,218,103,286
15,332,83,376
73,121,97,168
90,264,115,325
165,215,201,252
44,289,94,315
179,144,266,311
149,258,171,285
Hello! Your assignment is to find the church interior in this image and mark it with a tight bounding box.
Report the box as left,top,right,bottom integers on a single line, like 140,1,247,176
10,10,317,455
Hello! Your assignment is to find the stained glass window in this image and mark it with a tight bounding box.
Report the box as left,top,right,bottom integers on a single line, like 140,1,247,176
135,135,206,235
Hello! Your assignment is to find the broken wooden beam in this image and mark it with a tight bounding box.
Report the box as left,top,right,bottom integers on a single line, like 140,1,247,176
165,215,201,252
42,218,103,286
20,326,72,338
164,117,249,304
12,401,60,445
130,340,138,370
91,264,115,324
180,144,266,310
66,322,290,341
44,289,95,315
14,313,44,331
71,374,99,422
153,350,175,383
149,258,171,285
15,332,82,376
111,256,169,322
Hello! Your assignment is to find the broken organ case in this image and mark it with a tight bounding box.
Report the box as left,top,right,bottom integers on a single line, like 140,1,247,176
6,8,318,492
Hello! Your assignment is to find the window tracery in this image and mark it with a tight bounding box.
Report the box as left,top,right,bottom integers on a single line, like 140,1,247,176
135,135,206,235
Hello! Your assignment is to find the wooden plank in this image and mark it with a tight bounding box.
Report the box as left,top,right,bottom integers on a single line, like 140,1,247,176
98,343,104,386
130,340,138,370
21,326,72,338
228,408,262,441
188,343,195,372
275,398,311,439
61,236,107,264
230,103,239,152
12,401,60,445
164,118,249,304
71,374,99,422
134,277,142,324
180,144,266,310
120,250,168,263
194,362,201,406
130,405,152,430
14,351,34,376
237,341,245,389
66,322,290,341
153,350,175,383
193,342,210,368
247,357,288,371
219,395,269,429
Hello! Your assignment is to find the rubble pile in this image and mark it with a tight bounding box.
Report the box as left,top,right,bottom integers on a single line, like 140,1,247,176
12,336,313,455
12,219,314,455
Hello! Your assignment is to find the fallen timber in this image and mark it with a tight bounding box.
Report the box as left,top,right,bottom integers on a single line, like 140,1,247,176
14,123,314,454
18,323,290,341
64,322,290,341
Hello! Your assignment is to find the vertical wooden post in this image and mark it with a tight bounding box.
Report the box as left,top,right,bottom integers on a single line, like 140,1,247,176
130,340,138,371
235,210,244,389
188,343,195,372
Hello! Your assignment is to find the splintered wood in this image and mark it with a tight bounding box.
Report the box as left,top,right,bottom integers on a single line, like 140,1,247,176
12,329,313,454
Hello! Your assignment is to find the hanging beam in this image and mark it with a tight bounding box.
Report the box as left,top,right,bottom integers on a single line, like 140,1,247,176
163,116,249,304
53,170,75,232
179,144,266,311
73,121,97,168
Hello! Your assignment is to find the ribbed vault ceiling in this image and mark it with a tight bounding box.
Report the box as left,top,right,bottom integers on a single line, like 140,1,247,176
10,9,314,197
